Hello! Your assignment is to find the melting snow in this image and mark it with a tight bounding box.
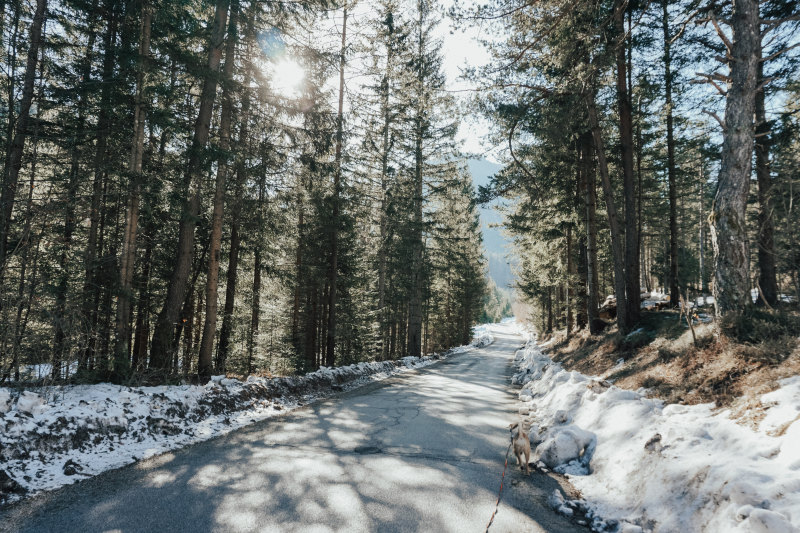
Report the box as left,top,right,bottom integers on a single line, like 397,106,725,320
0,333,493,506
512,342,800,533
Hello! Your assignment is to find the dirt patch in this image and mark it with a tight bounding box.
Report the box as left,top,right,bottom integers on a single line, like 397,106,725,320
541,309,800,411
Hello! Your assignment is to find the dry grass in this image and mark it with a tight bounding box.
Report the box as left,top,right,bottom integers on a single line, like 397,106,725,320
542,309,800,411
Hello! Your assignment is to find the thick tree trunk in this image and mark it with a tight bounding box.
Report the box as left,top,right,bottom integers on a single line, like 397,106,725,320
150,0,229,370
115,1,152,377
326,4,347,368
586,96,628,332
199,0,238,381
615,0,640,328
754,60,778,307
710,0,759,316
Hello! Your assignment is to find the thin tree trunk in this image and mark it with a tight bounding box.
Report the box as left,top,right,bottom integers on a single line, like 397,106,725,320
150,0,229,369
326,3,347,367
580,132,600,333
82,2,118,370
247,248,261,375
217,12,255,370
0,0,46,274
115,1,152,377
710,0,759,316
586,94,628,332
661,0,680,308
199,0,238,381
615,0,639,328
566,226,573,336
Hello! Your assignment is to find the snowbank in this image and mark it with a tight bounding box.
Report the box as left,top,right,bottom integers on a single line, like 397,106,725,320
0,331,494,506
512,343,800,533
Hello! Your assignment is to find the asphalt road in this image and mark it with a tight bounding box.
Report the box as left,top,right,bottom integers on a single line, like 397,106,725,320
1,326,586,532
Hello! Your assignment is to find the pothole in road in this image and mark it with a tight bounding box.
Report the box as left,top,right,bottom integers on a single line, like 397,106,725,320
353,445,382,455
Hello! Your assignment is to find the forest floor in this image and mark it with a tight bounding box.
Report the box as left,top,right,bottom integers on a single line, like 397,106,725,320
512,309,800,532
541,307,800,418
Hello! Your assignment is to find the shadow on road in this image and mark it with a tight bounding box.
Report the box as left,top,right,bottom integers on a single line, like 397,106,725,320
1,329,585,533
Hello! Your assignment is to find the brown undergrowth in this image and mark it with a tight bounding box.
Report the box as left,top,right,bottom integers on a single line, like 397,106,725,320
539,308,800,417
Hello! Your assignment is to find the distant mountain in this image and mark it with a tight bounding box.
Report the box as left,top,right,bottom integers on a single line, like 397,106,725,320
466,159,517,290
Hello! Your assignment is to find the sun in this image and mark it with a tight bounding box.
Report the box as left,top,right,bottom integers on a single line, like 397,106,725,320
270,58,305,98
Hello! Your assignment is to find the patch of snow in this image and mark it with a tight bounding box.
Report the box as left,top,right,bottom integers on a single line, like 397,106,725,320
512,342,800,533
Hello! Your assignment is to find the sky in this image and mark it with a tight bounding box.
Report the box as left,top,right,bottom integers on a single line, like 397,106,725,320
437,3,499,160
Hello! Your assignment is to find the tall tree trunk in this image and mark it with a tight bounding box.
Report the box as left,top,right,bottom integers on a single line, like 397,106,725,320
0,0,46,274
150,0,229,369
326,4,347,368
217,11,254,371
754,60,777,307
710,0,759,316
115,1,152,377
82,1,118,370
614,0,639,328
661,0,680,308
585,97,628,332
580,132,600,333
407,0,426,359
377,20,394,362
699,167,707,298
199,0,238,381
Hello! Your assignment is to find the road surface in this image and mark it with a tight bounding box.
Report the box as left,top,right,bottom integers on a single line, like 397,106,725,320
1,325,585,532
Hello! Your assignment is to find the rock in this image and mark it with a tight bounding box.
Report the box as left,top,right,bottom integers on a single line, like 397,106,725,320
0,389,11,414
644,433,662,453
63,459,82,476
0,470,24,494
16,391,46,415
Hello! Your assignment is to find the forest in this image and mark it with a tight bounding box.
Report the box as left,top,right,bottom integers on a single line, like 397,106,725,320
0,0,491,384
1,0,798,387
461,0,800,340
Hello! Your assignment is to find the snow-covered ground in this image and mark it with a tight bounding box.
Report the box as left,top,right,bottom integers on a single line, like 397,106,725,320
512,342,800,533
0,330,494,507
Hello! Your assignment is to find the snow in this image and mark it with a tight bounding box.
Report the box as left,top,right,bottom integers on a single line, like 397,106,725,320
512,342,800,533
0,331,494,506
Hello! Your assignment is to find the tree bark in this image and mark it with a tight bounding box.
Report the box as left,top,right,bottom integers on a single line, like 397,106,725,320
0,0,46,274
150,0,229,370
710,0,759,316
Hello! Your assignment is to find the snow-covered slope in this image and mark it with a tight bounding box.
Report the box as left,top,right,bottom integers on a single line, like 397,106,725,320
0,331,494,506
512,342,800,533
